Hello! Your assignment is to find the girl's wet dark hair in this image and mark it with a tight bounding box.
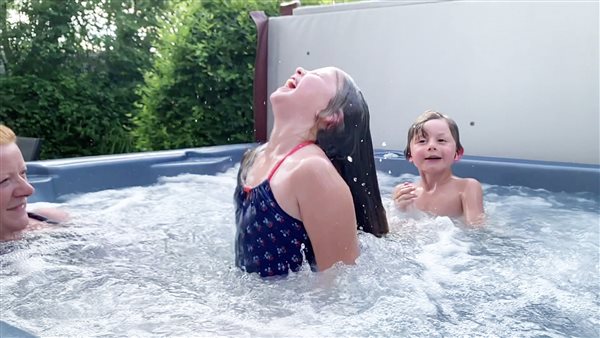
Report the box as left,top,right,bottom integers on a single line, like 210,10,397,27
316,73,389,237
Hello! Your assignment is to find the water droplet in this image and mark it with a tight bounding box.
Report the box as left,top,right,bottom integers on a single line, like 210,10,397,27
353,177,357,182
381,141,387,147
347,156,353,162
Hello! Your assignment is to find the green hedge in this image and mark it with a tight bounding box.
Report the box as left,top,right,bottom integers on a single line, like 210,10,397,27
134,0,279,151
0,74,134,158
1,0,334,158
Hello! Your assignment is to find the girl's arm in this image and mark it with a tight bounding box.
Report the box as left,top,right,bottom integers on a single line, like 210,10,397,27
294,156,359,271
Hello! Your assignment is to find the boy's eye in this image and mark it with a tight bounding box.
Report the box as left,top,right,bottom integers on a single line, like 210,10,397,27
0,177,8,185
438,139,446,142
416,139,426,144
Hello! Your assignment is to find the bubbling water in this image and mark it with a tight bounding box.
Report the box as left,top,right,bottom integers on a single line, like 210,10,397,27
1,167,598,337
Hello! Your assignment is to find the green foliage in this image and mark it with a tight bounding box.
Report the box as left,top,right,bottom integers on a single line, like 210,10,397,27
134,0,279,151
0,73,135,158
1,0,338,158
0,0,167,158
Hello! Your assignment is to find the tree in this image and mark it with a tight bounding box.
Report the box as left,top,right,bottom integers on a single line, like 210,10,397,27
134,0,280,151
0,0,167,158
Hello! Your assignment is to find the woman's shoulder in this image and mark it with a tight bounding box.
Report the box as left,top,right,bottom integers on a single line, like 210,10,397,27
29,208,69,224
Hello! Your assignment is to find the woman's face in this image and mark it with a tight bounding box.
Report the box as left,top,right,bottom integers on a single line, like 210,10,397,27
0,142,34,239
271,66,339,116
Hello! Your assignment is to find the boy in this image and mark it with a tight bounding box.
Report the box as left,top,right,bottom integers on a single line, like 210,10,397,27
393,111,484,226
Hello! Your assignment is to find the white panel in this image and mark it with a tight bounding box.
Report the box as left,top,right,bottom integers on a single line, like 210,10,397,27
267,1,599,164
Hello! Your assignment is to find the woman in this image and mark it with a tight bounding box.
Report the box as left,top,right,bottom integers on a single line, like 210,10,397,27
234,66,388,277
0,124,67,241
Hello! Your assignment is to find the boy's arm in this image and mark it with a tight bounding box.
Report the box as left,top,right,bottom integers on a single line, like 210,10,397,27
393,182,418,212
462,179,485,226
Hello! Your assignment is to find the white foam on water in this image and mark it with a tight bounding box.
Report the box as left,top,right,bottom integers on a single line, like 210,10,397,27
0,167,598,337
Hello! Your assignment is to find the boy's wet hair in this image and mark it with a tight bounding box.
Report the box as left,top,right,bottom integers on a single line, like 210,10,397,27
317,71,389,237
404,110,463,159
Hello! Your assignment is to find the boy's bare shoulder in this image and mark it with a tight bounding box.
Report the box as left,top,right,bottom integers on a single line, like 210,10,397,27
464,177,482,187
452,176,481,185
449,176,482,192
458,177,483,195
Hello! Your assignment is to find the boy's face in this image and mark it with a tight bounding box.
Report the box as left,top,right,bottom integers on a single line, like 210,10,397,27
409,119,458,173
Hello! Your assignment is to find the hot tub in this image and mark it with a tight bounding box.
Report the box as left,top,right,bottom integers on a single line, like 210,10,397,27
1,144,598,337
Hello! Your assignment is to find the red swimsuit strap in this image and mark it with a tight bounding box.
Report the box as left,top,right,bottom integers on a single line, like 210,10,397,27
267,141,315,181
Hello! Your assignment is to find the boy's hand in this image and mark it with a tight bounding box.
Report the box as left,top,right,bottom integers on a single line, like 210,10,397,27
393,182,417,211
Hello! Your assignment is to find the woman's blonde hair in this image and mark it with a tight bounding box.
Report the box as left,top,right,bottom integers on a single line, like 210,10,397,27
0,124,16,145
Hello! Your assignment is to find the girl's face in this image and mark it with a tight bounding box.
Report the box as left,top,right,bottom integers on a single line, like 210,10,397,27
408,119,459,173
0,143,34,239
270,66,339,117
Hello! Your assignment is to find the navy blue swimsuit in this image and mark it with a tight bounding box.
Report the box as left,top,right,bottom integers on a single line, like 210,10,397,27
234,142,316,277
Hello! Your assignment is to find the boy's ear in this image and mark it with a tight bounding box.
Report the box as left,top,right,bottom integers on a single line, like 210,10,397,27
454,148,464,161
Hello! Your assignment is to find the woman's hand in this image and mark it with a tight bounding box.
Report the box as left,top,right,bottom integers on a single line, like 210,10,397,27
393,182,418,211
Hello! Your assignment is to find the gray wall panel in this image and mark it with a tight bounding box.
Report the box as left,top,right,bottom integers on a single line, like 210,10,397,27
267,1,599,164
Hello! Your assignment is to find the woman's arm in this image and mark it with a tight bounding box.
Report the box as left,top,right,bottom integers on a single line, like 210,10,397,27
294,156,359,271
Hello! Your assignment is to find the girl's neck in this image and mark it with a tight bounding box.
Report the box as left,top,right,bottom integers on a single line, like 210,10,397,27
267,121,317,155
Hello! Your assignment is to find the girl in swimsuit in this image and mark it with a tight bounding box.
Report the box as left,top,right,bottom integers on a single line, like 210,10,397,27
0,124,67,241
234,67,388,277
